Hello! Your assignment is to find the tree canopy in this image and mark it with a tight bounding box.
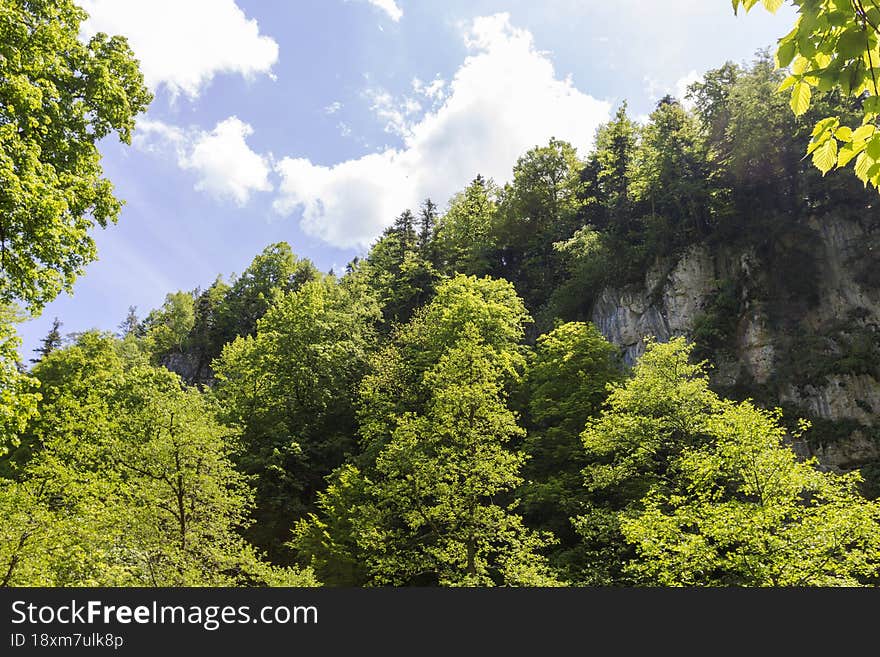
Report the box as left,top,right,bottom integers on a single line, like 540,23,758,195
0,0,151,311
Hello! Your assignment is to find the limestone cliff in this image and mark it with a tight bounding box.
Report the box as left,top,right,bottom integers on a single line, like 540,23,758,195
591,212,880,475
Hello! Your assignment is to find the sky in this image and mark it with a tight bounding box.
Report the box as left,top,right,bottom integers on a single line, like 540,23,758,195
17,0,797,358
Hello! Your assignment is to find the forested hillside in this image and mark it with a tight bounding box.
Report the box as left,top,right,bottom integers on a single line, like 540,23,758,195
2,0,880,587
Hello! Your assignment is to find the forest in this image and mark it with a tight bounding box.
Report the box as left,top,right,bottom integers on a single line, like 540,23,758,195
1,0,880,587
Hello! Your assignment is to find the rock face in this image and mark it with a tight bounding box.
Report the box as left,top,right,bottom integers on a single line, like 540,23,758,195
591,213,880,471
159,352,213,387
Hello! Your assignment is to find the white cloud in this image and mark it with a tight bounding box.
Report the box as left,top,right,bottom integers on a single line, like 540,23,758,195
274,13,610,249
643,70,702,110
365,89,423,138
136,116,272,205
325,101,343,115
349,0,403,22
412,77,447,102
675,70,702,109
79,0,278,98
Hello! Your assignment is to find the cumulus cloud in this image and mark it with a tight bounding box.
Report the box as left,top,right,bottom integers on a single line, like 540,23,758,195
79,0,278,98
136,117,272,205
675,71,702,109
273,13,610,249
350,0,403,22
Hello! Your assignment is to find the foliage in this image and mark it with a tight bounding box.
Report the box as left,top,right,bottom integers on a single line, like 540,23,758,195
1,332,316,586
213,277,380,559
621,403,880,586
519,322,621,577
362,204,440,329
574,338,721,583
217,242,320,342
143,291,196,357
295,276,559,585
494,138,586,317
0,307,39,457
434,175,499,277
0,0,151,311
357,329,559,586
733,0,880,189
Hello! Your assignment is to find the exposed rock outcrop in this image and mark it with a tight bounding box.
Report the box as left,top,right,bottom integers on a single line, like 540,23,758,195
591,213,880,471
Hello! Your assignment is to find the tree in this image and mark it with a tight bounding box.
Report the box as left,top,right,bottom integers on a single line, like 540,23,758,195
575,337,880,585
733,0,880,189
631,98,714,239
31,317,63,363
216,242,319,343
0,0,152,311
434,175,499,277
187,277,231,383
214,277,380,559
356,274,531,466
295,277,557,586
621,403,880,586
363,206,440,329
1,332,317,586
0,306,39,458
519,322,620,577
581,104,639,236
573,338,722,583
143,291,196,358
494,138,585,316
353,328,559,586
118,306,142,339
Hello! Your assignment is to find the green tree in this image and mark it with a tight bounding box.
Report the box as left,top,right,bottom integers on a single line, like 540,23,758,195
581,103,639,236
0,0,152,311
573,338,721,583
188,276,231,383
733,0,880,189
143,291,196,358
632,97,714,240
0,306,39,457
214,277,380,559
494,138,585,316
1,332,317,586
621,403,880,586
217,242,319,343
520,322,620,578
118,305,142,339
30,317,63,364
296,277,557,586
355,328,558,586
434,175,499,277
363,205,440,329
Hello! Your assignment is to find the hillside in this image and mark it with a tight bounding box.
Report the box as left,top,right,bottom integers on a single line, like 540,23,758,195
6,51,880,587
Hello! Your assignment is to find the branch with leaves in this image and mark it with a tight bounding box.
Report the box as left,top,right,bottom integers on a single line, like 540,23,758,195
734,0,880,186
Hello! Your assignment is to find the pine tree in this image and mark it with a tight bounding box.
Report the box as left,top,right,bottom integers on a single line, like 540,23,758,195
31,318,63,363
118,306,142,338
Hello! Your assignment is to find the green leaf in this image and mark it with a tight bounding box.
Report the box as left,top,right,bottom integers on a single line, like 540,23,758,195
837,28,866,59
867,135,880,160
790,82,812,116
762,0,784,12
855,151,873,183
775,39,797,69
778,75,798,91
853,124,877,142
864,96,880,114
812,138,838,175
837,141,865,168
811,117,839,137
835,126,853,141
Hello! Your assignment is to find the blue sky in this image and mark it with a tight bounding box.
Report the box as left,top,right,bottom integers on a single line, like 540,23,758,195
18,0,796,358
